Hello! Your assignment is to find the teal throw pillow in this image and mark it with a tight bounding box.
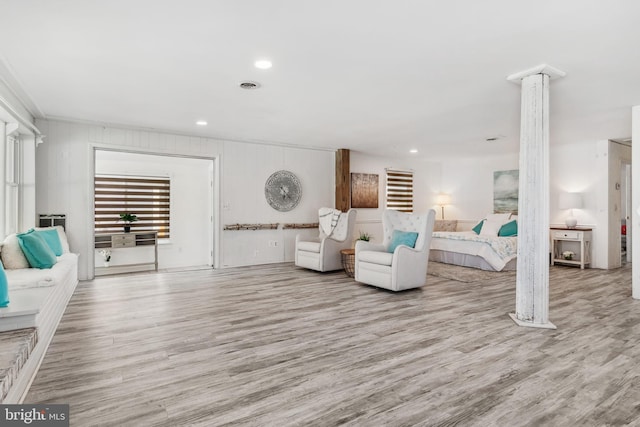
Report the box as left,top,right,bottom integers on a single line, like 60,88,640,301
16,230,57,269
388,230,419,253
33,228,63,256
472,220,485,235
0,260,8,307
498,220,518,237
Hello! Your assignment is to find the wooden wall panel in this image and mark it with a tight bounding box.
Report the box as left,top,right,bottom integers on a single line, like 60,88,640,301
335,149,350,211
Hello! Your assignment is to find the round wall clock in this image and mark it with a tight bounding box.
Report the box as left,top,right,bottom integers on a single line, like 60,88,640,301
264,170,302,212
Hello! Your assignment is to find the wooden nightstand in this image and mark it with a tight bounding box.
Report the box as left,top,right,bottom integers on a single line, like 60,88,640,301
550,227,592,269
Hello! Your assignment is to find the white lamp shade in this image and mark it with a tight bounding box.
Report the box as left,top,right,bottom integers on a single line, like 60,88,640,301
559,192,583,210
436,193,451,206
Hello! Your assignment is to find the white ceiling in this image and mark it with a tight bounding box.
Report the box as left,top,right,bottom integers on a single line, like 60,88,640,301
0,0,638,158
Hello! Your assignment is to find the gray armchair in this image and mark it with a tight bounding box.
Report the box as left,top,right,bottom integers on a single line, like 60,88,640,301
355,209,435,291
295,209,357,272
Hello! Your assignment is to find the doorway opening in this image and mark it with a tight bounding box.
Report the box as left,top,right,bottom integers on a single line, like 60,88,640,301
93,149,216,276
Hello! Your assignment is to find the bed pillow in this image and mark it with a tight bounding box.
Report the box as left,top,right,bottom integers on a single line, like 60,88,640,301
472,220,485,234
499,220,518,237
32,228,63,256
16,230,57,269
434,220,458,232
1,234,30,269
480,220,503,237
388,230,419,253
486,213,511,222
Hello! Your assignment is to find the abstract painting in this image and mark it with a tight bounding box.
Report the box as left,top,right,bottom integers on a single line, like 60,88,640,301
493,170,519,214
351,173,379,208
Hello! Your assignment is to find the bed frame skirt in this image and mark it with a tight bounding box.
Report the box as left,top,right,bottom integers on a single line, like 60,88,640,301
429,250,517,272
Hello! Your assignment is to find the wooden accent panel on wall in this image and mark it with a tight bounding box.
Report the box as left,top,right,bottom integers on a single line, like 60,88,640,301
335,149,350,211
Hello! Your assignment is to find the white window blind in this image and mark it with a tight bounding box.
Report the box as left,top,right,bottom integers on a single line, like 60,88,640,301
385,169,413,212
95,175,170,238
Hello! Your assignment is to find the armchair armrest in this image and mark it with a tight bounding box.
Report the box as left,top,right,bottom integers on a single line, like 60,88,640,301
355,240,385,253
392,244,429,290
296,233,320,244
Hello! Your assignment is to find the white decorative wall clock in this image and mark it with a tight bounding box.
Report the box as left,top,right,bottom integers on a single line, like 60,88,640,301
264,170,302,212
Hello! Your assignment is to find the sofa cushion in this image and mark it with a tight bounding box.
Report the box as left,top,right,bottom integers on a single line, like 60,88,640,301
1,234,30,270
358,250,393,266
7,253,77,290
34,226,70,254
297,241,321,253
33,228,63,256
16,230,57,269
0,260,8,307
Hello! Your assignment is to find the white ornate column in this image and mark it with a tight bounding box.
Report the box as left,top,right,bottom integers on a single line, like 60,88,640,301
507,64,565,329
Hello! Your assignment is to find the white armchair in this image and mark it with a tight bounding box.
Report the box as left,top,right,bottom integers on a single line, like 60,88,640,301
355,209,436,291
295,209,357,272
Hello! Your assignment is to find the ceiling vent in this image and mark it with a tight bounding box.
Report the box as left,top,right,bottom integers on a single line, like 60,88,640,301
239,81,260,90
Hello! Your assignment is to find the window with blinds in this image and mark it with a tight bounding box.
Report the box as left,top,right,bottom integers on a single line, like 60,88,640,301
95,175,171,238
385,169,413,212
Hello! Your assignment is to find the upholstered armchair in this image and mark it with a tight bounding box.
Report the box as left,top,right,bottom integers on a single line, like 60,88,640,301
355,209,436,291
295,209,357,272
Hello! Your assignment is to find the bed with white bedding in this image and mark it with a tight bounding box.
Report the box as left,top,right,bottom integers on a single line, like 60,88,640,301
429,214,518,271
429,231,517,271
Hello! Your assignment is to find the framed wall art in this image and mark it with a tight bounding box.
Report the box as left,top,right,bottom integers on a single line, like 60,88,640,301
351,173,379,208
493,169,519,214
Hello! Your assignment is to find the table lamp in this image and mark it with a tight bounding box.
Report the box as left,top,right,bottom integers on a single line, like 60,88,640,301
559,192,582,228
436,193,451,220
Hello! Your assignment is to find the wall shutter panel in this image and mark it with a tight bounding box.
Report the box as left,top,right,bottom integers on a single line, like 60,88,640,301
95,175,170,238
385,169,413,213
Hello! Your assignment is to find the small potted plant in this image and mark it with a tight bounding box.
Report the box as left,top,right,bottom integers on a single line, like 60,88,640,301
562,250,575,260
358,231,371,242
119,213,138,233
99,249,111,267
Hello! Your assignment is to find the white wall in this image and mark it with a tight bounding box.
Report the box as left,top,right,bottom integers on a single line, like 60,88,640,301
221,142,334,267
438,152,519,223
95,150,212,270
35,119,335,279
350,151,441,244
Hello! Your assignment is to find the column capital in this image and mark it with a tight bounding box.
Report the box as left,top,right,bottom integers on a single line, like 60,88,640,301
507,64,566,84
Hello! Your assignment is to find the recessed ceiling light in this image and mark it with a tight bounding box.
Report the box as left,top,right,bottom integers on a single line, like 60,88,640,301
239,81,261,89
196,120,207,126
410,149,418,153
254,59,272,70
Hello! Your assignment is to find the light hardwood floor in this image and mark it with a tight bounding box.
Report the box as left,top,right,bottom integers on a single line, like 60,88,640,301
25,263,640,426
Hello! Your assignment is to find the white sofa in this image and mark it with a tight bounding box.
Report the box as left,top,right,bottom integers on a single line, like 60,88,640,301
0,226,79,403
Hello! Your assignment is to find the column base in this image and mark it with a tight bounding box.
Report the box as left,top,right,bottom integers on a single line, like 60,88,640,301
508,313,557,330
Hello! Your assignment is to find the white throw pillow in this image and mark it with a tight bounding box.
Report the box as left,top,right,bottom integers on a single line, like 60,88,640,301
485,213,511,225
480,220,503,237
1,234,30,269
